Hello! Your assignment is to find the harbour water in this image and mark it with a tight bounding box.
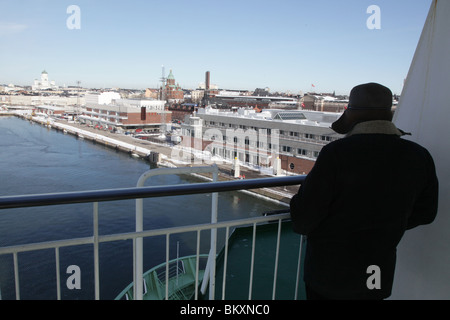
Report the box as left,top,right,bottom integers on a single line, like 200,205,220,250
0,116,284,300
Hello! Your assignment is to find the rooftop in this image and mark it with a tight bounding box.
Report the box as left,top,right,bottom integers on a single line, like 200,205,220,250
167,69,175,80
196,107,341,127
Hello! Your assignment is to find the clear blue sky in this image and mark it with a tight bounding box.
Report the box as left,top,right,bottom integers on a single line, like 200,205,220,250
0,0,432,95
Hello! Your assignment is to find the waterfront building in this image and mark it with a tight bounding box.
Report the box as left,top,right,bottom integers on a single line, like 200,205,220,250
299,93,397,113
0,94,82,107
300,94,348,112
144,88,159,99
190,89,205,103
168,103,197,122
180,107,342,175
87,91,121,105
80,92,169,132
34,105,74,117
207,94,300,110
32,70,59,91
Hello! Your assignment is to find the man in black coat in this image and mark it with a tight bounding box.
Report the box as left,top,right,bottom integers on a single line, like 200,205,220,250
290,83,439,300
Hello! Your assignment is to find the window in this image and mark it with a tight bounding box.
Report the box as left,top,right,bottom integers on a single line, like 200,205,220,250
297,148,307,156
273,112,307,121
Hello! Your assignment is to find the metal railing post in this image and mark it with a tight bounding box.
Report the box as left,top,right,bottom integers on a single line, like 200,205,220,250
221,226,230,300
209,168,218,300
272,219,282,299
93,202,100,300
135,197,144,300
194,230,201,300
248,222,257,300
135,164,221,301
55,247,61,300
13,252,20,300
294,235,304,300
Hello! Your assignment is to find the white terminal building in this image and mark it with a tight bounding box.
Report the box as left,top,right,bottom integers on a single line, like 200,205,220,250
180,107,343,175
79,92,168,132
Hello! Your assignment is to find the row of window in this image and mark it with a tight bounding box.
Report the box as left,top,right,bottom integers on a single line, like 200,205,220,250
81,115,124,124
209,146,319,164
183,127,321,159
204,121,334,143
282,146,320,158
212,138,319,159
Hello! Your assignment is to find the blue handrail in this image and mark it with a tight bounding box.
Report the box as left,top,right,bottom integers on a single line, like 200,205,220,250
0,175,305,209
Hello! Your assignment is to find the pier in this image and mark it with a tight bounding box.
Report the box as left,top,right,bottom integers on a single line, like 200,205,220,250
14,112,299,205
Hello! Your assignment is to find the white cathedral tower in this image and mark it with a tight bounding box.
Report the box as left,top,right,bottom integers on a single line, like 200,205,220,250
32,70,58,91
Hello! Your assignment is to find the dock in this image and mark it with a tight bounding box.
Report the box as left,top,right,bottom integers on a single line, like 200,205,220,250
14,112,300,205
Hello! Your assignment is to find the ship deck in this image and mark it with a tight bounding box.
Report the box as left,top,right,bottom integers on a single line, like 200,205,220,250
204,220,306,300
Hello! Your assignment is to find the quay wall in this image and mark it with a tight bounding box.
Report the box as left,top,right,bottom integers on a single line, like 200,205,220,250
14,113,298,205
19,113,155,159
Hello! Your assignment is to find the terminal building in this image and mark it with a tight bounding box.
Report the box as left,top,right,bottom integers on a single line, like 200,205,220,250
180,107,343,175
205,94,300,110
79,92,169,132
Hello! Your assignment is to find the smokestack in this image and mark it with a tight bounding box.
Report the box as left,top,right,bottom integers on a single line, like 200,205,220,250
205,71,210,90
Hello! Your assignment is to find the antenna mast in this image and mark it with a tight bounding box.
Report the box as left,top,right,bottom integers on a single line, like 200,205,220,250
76,80,81,121
160,65,167,134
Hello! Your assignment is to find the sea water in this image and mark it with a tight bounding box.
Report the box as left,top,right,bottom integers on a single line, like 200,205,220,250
0,116,283,299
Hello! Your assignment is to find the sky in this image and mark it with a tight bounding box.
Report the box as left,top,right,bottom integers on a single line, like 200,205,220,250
0,0,432,95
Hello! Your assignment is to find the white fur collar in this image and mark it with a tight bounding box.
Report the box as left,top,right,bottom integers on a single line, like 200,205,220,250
346,120,408,137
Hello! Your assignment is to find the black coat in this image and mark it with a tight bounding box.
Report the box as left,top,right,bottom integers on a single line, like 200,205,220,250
290,121,439,299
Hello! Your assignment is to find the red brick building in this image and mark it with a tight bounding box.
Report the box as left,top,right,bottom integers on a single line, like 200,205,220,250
80,99,171,132
278,154,315,175
168,103,196,122
165,70,184,101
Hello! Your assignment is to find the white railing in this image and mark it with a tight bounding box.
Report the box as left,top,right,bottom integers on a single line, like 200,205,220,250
0,166,305,300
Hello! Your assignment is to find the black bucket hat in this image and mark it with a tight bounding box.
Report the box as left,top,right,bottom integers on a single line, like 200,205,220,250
331,83,393,134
